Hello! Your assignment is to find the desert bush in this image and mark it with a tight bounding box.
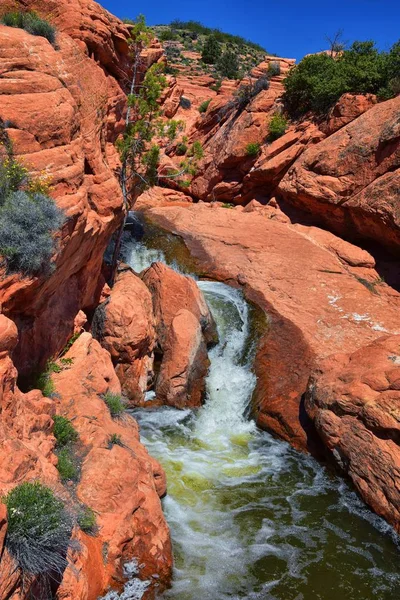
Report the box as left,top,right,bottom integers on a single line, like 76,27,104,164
188,141,204,160
2,481,72,576
234,76,270,110
1,11,56,45
175,142,188,156
78,505,97,534
201,35,222,64
284,39,400,116
0,190,64,275
268,61,281,76
199,99,211,113
35,360,61,398
103,392,125,418
57,448,78,482
53,415,78,447
246,142,261,157
0,157,28,203
268,113,287,140
218,47,239,79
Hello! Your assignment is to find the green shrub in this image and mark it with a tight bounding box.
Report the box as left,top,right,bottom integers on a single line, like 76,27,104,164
2,481,72,575
1,11,56,45
268,61,281,76
57,448,78,482
0,157,28,202
35,360,61,398
199,99,211,113
283,39,400,117
245,142,261,157
103,392,125,418
53,415,78,448
175,142,188,156
188,141,204,160
108,433,123,447
159,28,178,42
218,47,239,79
201,35,222,64
0,190,64,275
268,113,287,141
78,505,97,534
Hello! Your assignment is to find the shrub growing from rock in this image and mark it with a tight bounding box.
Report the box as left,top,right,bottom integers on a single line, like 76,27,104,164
53,415,78,447
176,142,188,156
57,448,78,482
78,505,97,534
2,481,72,576
103,392,125,418
268,113,287,141
246,142,261,157
1,11,56,45
199,99,211,113
0,189,64,275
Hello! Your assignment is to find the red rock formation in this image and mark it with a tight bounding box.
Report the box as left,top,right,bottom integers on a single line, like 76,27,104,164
52,333,172,598
140,200,400,451
0,312,172,599
0,0,130,374
305,334,400,533
142,263,217,408
95,268,156,405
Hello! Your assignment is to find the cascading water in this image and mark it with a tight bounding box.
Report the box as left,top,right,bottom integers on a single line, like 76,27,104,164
115,229,400,600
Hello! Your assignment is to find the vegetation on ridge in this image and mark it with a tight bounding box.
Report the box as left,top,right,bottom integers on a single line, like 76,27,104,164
284,39,400,116
1,11,56,45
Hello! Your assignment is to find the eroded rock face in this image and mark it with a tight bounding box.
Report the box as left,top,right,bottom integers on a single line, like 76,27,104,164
278,96,400,253
142,262,217,408
94,268,156,405
142,202,400,451
305,335,400,533
52,333,172,598
0,0,130,374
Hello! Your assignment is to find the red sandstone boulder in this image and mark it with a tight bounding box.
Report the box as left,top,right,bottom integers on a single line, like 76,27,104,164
94,268,156,405
142,263,217,408
305,334,400,533
278,96,400,253
156,309,209,409
321,92,377,135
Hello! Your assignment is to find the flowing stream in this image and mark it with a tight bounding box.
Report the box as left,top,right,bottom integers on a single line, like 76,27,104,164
118,227,400,600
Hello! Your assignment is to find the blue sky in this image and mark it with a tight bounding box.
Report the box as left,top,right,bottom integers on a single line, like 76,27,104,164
101,0,399,61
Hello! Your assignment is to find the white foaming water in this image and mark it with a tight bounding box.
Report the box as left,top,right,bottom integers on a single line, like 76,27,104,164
111,236,400,600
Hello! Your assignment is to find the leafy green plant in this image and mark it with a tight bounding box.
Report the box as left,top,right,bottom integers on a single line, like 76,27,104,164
199,99,211,113
57,448,78,482
246,142,261,157
2,481,72,575
222,203,234,209
78,505,97,534
53,415,78,447
268,113,287,141
1,11,56,45
103,392,125,418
